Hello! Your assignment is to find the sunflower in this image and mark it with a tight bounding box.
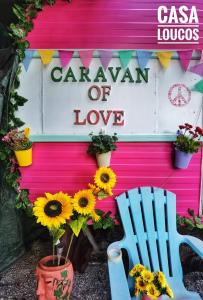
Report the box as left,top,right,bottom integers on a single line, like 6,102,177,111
135,276,148,292
129,264,145,277
73,189,96,215
88,183,101,195
165,284,174,298
94,167,116,190
157,271,167,288
146,284,160,299
141,270,154,283
91,210,101,222
33,192,73,229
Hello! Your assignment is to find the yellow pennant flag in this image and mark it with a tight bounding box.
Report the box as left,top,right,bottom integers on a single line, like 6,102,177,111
157,51,173,69
38,49,54,65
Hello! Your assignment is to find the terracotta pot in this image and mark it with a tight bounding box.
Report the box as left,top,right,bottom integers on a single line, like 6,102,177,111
96,151,111,167
14,148,32,167
142,295,162,300
36,255,74,300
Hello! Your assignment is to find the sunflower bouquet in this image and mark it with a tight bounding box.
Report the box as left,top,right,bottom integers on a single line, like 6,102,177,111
33,167,117,265
129,264,173,300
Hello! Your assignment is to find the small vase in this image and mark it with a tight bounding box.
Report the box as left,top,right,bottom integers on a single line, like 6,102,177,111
174,148,193,169
36,255,74,300
14,148,32,167
142,295,162,300
96,151,111,167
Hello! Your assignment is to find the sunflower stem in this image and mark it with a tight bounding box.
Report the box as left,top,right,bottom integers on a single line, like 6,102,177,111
52,238,55,265
65,232,74,263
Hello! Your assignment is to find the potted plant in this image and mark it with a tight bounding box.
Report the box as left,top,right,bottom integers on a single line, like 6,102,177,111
33,167,117,299
2,127,32,166
87,131,118,167
129,264,174,299
174,123,203,169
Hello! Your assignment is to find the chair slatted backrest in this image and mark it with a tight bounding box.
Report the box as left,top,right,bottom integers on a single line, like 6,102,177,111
117,187,183,280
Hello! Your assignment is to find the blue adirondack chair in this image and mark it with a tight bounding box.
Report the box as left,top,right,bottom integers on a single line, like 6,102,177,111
107,187,203,300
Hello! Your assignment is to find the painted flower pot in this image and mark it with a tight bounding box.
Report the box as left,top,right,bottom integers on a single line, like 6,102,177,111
14,148,32,167
96,151,111,167
174,148,193,169
36,255,74,300
142,295,162,300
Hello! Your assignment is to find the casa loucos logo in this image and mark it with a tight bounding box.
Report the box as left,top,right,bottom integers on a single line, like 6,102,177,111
157,6,199,44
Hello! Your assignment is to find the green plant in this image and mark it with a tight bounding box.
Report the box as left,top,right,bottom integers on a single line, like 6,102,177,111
92,209,115,230
87,132,118,155
177,208,203,230
2,128,32,150
174,123,203,153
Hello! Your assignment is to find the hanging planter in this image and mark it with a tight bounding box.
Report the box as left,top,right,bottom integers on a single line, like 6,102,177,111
87,131,118,167
36,255,74,300
14,147,32,167
173,123,203,170
174,148,193,169
96,151,111,167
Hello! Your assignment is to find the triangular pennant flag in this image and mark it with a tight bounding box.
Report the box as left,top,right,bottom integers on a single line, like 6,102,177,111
178,50,193,71
99,50,113,70
38,49,54,65
193,79,203,93
118,50,133,68
157,51,173,69
189,63,203,77
136,50,153,70
58,50,74,68
22,50,34,71
79,50,94,68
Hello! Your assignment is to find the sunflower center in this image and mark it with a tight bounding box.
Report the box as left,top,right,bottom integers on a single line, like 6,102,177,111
44,200,62,217
79,197,88,207
100,173,110,183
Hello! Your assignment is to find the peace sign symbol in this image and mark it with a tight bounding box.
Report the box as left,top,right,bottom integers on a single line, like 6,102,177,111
168,84,191,107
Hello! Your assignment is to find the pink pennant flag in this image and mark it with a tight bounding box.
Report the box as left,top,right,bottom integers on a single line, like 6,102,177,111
59,50,74,68
99,50,113,70
79,50,94,68
189,63,203,77
178,50,193,71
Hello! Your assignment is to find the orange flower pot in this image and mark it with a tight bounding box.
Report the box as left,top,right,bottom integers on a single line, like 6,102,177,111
14,148,32,167
36,255,74,300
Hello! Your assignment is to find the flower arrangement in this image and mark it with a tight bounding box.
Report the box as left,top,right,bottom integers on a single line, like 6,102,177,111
33,166,117,263
175,123,203,154
129,264,173,299
2,127,32,150
87,131,118,155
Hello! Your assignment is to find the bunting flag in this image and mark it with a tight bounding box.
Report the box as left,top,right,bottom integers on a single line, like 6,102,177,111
178,50,193,71
136,50,153,70
157,51,173,69
58,50,74,68
79,50,94,68
118,50,133,68
22,50,35,71
99,50,113,70
38,49,55,65
189,63,203,77
193,79,203,93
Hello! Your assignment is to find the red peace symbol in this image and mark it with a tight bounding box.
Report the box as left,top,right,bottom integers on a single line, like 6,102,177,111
168,84,191,107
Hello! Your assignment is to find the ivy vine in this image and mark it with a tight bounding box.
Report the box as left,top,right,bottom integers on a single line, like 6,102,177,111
0,0,70,211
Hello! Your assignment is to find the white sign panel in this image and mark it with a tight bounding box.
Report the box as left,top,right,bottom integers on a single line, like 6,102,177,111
17,57,202,136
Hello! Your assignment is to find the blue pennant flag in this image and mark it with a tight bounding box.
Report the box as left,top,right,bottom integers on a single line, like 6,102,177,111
22,50,35,71
136,50,153,70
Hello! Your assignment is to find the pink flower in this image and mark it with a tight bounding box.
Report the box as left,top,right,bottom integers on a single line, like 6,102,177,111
2,135,9,142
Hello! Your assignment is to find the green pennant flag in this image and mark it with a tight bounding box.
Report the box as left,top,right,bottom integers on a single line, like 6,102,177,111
118,50,133,68
194,79,203,93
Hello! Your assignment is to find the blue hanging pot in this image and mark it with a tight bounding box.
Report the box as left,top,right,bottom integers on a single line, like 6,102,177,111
174,148,193,169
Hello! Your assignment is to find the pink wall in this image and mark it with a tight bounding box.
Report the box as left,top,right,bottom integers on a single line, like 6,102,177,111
27,0,203,50
20,142,202,216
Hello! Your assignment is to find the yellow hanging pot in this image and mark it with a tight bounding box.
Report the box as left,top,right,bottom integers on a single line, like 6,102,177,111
14,148,32,167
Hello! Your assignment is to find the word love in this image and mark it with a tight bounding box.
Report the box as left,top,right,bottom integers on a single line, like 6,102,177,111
157,6,199,44
74,109,124,126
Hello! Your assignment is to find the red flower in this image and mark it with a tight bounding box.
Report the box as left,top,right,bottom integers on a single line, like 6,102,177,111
179,125,185,130
189,130,194,135
195,127,203,135
185,123,193,129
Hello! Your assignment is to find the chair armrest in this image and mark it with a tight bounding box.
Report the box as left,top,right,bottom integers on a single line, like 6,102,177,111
107,242,132,300
181,235,203,259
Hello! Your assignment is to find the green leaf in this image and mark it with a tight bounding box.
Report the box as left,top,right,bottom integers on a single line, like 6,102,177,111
61,270,67,278
69,216,87,237
53,228,65,245
0,152,7,161
98,190,109,200
196,223,203,229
